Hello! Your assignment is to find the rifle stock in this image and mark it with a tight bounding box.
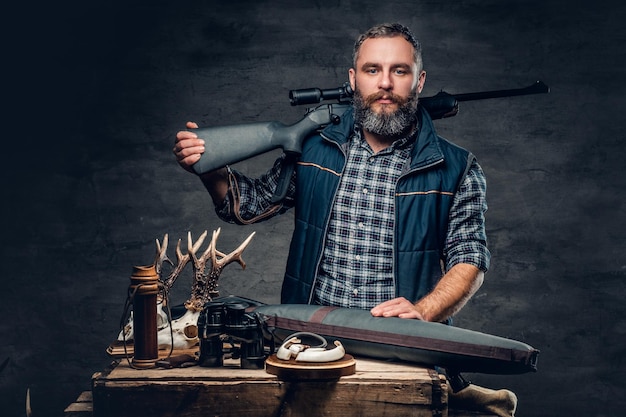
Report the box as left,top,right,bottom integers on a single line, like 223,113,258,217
191,81,549,175
192,103,351,175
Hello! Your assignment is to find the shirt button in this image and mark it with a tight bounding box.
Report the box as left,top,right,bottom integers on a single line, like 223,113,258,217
352,289,359,296
355,254,361,261
358,222,364,228
362,188,368,194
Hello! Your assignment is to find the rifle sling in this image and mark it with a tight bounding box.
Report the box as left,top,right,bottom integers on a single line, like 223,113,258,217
227,168,283,225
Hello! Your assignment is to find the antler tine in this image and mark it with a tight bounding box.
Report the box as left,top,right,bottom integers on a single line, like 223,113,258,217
209,228,221,267
210,229,256,270
154,234,171,275
174,238,184,263
187,230,209,258
188,230,213,275
162,236,194,291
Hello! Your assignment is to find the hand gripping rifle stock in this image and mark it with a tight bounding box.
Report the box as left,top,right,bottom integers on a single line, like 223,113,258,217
192,102,351,173
191,81,549,202
191,103,352,203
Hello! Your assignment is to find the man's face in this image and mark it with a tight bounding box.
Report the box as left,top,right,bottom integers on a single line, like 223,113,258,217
349,36,426,138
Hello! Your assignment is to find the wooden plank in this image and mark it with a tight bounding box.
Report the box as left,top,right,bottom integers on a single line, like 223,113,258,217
92,358,448,417
64,391,93,417
76,391,93,402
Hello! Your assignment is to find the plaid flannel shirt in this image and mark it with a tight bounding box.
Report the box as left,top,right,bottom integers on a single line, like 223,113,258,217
216,131,489,309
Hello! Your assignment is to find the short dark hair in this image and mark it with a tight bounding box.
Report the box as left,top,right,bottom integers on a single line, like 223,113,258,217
352,23,423,71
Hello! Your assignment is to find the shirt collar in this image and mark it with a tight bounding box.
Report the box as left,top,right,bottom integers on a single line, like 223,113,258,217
352,124,419,153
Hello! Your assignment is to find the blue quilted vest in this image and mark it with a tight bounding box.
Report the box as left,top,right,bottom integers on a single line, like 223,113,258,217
281,106,474,305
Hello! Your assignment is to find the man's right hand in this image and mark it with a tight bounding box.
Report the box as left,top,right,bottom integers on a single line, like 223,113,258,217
173,121,204,173
173,121,230,204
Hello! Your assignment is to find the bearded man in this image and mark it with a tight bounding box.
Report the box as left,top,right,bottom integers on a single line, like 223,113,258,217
174,22,519,416
174,22,490,324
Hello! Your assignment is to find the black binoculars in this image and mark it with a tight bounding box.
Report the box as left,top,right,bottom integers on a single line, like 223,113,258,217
197,300,266,369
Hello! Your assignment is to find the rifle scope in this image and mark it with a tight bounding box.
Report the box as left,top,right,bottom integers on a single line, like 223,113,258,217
289,82,354,106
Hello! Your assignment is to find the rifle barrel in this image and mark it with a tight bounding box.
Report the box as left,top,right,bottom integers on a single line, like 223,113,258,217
452,80,550,102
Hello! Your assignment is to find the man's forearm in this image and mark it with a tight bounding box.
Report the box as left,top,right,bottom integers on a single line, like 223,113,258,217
414,263,484,322
199,167,230,206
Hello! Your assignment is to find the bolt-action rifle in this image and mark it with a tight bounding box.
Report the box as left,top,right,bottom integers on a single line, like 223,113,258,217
191,80,549,202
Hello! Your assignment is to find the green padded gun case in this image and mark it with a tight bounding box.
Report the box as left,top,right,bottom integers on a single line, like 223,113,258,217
251,303,539,375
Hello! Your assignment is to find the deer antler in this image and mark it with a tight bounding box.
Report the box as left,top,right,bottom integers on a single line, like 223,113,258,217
184,231,213,312
209,228,256,273
184,228,256,312
160,231,208,292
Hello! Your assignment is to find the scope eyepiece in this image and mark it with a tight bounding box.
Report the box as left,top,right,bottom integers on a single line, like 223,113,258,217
289,82,353,106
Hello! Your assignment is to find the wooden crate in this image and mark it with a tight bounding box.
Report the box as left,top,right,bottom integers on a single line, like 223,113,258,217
91,357,448,417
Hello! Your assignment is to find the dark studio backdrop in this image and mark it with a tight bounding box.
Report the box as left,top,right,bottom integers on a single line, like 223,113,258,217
2,0,625,416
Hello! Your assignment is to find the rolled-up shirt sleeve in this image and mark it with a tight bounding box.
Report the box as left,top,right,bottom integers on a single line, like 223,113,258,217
444,159,491,272
215,155,296,223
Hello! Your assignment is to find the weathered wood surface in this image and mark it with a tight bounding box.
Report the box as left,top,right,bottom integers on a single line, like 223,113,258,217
64,391,93,417
91,358,448,417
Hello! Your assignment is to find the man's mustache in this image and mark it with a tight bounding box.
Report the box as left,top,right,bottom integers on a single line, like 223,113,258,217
363,90,409,107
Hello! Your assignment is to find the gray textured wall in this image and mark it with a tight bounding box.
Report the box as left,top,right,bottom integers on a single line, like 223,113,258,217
2,0,625,416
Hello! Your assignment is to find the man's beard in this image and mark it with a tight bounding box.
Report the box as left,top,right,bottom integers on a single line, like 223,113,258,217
352,88,419,139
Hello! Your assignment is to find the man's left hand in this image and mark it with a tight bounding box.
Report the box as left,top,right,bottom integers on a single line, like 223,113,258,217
370,297,424,320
